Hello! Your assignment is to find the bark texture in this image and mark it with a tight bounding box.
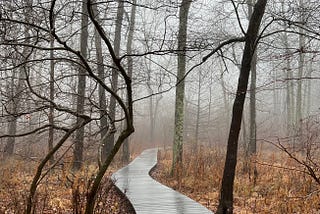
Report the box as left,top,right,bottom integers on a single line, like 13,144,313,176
172,0,192,175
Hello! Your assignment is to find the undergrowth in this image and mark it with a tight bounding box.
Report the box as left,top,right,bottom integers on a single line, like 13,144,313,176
0,156,134,214
152,145,320,214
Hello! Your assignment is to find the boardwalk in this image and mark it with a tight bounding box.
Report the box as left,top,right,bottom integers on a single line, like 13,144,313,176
112,148,213,214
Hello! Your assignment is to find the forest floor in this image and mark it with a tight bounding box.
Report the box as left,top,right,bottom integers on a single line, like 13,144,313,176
0,154,136,214
2,144,319,213
151,145,320,214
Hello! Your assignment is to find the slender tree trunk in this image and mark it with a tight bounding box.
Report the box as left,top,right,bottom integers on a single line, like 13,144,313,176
4,71,18,157
147,78,154,144
48,33,55,164
247,0,258,182
152,94,162,144
248,15,257,156
122,0,136,164
207,74,213,145
295,0,305,140
4,110,17,157
305,60,312,116
248,0,257,156
248,49,258,182
242,113,247,155
216,1,267,213
281,1,294,137
219,61,230,123
73,0,89,170
283,30,294,138
4,0,31,158
91,1,108,165
195,70,201,149
102,0,124,162
171,0,192,175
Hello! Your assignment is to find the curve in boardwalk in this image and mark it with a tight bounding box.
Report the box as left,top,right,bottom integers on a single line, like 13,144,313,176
112,148,213,214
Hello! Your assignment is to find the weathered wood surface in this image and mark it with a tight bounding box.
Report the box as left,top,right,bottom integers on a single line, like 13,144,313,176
112,148,213,214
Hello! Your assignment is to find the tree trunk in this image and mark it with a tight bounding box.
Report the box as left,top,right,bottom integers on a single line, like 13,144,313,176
216,0,267,213
195,70,202,149
4,70,18,157
72,0,89,170
102,0,124,162
4,0,31,158
148,83,154,144
85,0,135,210
122,0,136,164
295,0,305,140
48,32,55,165
283,29,294,138
304,59,312,116
247,0,258,182
207,73,213,145
171,0,192,175
248,0,257,157
92,1,108,165
4,112,17,157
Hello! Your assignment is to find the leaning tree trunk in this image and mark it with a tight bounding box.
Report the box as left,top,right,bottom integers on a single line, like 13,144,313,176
216,0,267,213
72,0,89,170
171,0,192,175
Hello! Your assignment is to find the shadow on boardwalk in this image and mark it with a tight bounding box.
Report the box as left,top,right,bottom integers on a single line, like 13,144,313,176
112,148,213,214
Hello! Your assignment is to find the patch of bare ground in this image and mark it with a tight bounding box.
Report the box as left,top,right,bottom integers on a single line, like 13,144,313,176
151,145,320,214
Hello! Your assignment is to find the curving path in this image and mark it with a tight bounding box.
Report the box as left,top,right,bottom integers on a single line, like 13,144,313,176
112,148,213,214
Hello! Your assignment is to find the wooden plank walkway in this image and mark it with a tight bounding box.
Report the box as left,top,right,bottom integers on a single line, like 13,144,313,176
112,148,213,214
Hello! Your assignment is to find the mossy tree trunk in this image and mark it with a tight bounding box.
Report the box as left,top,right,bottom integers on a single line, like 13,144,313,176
172,0,192,176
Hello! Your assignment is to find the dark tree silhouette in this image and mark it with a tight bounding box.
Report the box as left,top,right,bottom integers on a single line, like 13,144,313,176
216,0,268,213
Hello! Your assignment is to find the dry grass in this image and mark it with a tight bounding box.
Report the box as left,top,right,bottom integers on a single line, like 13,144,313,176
0,155,135,214
151,145,320,214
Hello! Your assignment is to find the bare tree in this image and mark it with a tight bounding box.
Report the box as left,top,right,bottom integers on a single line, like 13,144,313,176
172,0,192,175
102,0,125,162
4,0,32,158
295,0,306,141
248,0,258,182
122,0,137,164
48,16,55,165
216,0,267,213
92,1,108,165
72,0,89,171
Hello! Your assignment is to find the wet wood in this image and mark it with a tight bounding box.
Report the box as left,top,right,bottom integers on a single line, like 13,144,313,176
113,148,213,214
